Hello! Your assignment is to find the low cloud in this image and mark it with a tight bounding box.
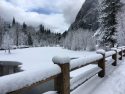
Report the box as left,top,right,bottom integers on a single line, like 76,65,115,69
0,0,85,33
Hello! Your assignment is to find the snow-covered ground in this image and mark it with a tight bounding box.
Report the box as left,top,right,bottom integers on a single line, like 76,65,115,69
0,47,95,71
0,47,96,94
0,47,125,94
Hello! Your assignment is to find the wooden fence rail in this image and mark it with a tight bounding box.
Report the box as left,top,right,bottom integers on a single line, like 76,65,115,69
7,47,125,94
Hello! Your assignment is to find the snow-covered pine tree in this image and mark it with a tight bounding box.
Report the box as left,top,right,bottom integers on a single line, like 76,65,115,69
0,17,4,47
99,0,122,47
2,31,13,53
12,17,16,26
63,29,95,51
28,34,33,46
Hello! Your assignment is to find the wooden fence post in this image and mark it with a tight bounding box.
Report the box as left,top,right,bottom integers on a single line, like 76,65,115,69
123,48,125,56
119,48,123,60
52,56,70,94
97,50,105,78
112,50,117,66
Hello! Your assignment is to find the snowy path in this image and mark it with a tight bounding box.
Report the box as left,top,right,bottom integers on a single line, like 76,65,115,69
72,59,125,94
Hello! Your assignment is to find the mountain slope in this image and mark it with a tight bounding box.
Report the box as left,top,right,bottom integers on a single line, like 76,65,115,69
68,0,100,31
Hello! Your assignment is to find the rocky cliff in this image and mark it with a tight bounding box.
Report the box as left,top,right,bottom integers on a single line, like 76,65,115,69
68,0,100,31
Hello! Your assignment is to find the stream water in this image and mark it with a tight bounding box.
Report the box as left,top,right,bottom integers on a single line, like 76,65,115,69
23,80,54,94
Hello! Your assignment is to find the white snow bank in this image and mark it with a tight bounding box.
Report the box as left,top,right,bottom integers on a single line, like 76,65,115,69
70,65,101,90
118,47,123,49
118,54,121,59
117,49,122,52
43,91,57,94
111,48,117,50
96,49,116,57
111,48,121,52
105,57,114,67
118,47,125,50
70,54,103,70
105,51,116,57
96,49,105,54
0,66,61,94
52,56,70,64
122,47,125,50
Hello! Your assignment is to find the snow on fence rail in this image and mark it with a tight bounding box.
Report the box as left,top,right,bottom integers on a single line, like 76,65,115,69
70,54,103,71
2,47,125,94
70,66,101,90
1,66,61,94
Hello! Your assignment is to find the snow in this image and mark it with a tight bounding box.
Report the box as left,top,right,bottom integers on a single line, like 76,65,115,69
43,91,57,94
96,49,117,58
96,49,105,54
70,65,101,90
111,47,117,50
120,46,125,50
52,56,70,64
0,67,60,94
70,54,103,70
122,47,125,50
105,51,116,57
0,47,95,71
96,49,116,58
118,54,121,59
72,57,125,94
0,47,125,94
0,47,96,94
105,57,114,67
118,47,123,49
116,49,121,52
70,65,98,78
111,48,122,52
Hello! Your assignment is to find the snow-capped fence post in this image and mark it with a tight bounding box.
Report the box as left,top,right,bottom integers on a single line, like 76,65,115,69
52,56,70,94
96,50,105,78
111,49,117,66
123,48,125,56
118,48,123,60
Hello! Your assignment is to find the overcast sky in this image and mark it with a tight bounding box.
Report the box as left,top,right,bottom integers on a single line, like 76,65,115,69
0,0,85,33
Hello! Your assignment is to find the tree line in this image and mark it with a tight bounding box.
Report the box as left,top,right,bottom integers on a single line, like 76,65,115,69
0,17,62,52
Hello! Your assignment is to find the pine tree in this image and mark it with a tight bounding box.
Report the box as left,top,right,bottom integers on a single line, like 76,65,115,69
2,31,13,53
15,23,20,46
99,0,122,47
0,17,4,48
28,34,33,46
23,22,27,30
12,17,15,26
39,24,45,32
22,22,27,34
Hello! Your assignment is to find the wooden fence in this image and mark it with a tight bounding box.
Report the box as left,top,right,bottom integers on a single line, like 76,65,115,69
7,47,125,94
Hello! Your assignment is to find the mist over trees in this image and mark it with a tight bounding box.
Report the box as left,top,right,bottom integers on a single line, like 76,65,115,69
0,17,61,52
